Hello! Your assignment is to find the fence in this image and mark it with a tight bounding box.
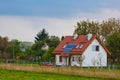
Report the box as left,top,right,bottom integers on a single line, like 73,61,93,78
0,59,120,70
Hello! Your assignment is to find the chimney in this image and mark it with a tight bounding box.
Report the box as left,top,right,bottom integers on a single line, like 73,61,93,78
87,34,92,41
61,36,64,41
73,34,78,40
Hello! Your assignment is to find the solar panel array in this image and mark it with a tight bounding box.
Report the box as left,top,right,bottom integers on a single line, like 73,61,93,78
63,44,76,53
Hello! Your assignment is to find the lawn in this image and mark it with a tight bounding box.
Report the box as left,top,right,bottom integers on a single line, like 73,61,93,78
0,69,116,80
0,64,120,80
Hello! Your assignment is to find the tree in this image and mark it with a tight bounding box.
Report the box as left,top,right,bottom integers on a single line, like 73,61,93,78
5,39,21,59
44,35,60,62
100,18,120,40
32,41,44,50
31,41,45,61
74,18,120,40
106,32,120,64
74,20,100,35
32,28,49,62
35,28,49,42
0,36,9,58
47,47,55,61
47,36,60,47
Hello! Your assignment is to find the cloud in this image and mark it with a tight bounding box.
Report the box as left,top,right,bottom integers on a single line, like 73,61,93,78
0,8,120,42
76,8,120,21
0,16,77,42
100,8,120,18
0,16,37,42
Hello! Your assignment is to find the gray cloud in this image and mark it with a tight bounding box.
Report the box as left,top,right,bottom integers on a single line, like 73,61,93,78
0,8,120,42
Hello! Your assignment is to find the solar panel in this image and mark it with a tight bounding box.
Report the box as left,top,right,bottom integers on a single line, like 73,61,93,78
64,48,72,53
63,44,76,53
65,44,76,48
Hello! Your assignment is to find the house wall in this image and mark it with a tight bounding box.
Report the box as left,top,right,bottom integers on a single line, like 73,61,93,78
55,55,60,65
82,39,107,67
55,55,69,66
71,55,81,66
62,57,66,65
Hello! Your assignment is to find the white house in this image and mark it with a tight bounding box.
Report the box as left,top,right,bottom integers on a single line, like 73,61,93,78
52,34,111,67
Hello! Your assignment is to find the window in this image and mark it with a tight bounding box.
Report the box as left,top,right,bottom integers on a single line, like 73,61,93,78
72,57,74,61
63,44,67,48
59,56,62,62
79,44,83,48
76,44,79,48
92,45,99,51
96,45,99,51
76,44,84,48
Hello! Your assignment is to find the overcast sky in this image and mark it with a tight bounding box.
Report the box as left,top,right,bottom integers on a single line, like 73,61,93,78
0,0,120,42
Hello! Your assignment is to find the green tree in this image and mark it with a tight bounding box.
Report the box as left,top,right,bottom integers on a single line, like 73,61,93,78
31,41,45,61
5,39,21,59
0,36,9,58
74,20,100,35
32,41,44,50
101,18,120,39
44,35,60,62
47,35,60,47
32,28,49,62
74,18,120,40
45,47,55,62
35,28,49,42
106,32,120,64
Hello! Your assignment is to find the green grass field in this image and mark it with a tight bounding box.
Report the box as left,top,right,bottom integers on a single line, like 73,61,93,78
0,69,117,80
0,64,120,80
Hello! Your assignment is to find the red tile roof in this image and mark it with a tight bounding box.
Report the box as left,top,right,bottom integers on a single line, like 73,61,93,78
52,35,111,56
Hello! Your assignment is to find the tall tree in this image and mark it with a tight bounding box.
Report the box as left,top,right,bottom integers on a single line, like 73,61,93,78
0,36,9,58
74,18,120,40
32,28,49,62
44,36,60,62
101,18,120,39
106,32,120,64
5,39,21,59
31,41,45,61
43,47,55,62
35,28,49,42
47,36,60,47
74,20,100,35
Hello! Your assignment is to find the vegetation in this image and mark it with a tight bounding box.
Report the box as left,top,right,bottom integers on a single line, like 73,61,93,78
0,28,60,64
0,36,9,58
106,32,120,64
0,64,120,80
74,18,120,40
0,69,107,80
32,28,60,62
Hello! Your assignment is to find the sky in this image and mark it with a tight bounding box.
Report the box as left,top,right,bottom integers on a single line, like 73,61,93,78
0,0,120,42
